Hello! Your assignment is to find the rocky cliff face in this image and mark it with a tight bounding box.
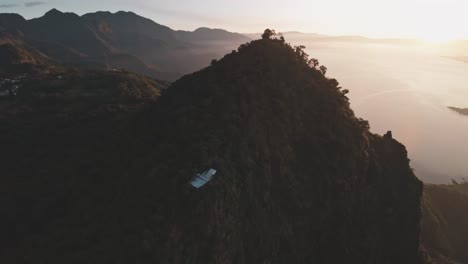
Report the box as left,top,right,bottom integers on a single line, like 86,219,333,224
0,35,422,263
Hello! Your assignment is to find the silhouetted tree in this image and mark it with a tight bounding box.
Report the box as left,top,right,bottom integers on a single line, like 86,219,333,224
329,78,339,87
238,43,247,52
358,118,370,130
309,58,319,68
294,45,303,53
294,45,309,62
262,29,276,40
319,65,327,75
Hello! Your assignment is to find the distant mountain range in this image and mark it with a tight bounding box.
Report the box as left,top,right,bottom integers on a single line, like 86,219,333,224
244,31,424,45
0,9,250,80
2,9,468,80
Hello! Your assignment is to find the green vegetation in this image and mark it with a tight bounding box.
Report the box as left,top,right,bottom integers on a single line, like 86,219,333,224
0,30,422,263
139,29,422,263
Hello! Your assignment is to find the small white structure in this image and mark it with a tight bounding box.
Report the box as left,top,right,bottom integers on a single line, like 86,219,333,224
190,168,217,188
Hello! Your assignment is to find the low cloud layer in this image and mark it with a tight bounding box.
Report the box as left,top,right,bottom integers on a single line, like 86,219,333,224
24,1,46,7
0,1,46,8
0,3,18,8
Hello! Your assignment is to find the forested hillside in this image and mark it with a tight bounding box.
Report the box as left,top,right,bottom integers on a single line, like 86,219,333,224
0,31,423,263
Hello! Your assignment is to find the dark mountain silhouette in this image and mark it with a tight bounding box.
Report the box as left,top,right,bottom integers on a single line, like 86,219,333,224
0,13,26,30
178,27,250,43
421,183,468,264
82,10,181,56
0,9,250,80
23,9,110,57
0,32,423,263
139,33,423,264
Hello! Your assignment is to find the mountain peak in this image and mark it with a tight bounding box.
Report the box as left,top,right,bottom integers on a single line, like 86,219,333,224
148,33,422,263
44,8,63,16
114,10,140,18
194,27,221,32
42,8,79,20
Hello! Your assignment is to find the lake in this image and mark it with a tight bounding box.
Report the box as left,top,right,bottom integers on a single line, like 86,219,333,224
289,38,468,183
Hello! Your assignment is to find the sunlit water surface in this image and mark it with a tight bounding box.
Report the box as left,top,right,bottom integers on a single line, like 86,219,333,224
292,40,468,183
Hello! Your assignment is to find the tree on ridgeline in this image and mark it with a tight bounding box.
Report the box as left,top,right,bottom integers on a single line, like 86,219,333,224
319,65,327,75
262,29,276,40
309,58,320,68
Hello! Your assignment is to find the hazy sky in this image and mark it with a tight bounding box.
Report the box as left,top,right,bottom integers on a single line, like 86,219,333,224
1,0,467,41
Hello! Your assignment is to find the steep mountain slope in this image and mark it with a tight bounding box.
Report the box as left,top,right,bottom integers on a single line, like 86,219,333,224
140,35,423,264
23,9,110,57
0,9,251,80
81,11,250,76
421,183,468,264
82,10,180,50
0,35,422,263
10,9,164,77
0,31,55,76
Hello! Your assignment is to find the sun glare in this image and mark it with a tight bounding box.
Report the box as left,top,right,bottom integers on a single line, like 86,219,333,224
416,27,462,43
420,34,453,44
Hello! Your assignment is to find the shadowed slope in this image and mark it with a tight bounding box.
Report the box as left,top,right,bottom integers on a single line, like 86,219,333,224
137,36,423,264
421,183,468,263
0,35,422,263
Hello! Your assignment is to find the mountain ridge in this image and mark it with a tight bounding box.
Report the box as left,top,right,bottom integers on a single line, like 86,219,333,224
135,34,423,263
0,9,251,80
